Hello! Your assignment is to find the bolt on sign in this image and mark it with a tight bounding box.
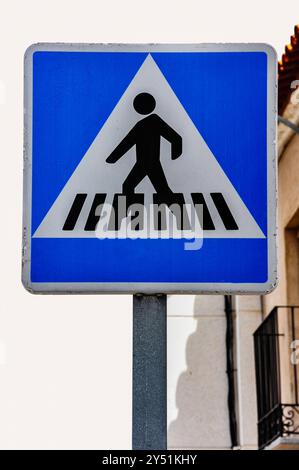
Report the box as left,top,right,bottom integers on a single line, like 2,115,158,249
22,43,277,294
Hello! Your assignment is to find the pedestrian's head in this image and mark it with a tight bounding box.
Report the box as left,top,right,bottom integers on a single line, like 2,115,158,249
133,93,156,115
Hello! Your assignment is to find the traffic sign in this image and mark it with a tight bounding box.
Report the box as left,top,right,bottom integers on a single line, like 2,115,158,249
22,43,277,294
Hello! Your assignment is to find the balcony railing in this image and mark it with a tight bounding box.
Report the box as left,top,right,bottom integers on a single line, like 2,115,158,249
254,306,299,449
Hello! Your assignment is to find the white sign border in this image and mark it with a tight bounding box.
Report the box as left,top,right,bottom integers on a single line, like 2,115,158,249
22,43,277,294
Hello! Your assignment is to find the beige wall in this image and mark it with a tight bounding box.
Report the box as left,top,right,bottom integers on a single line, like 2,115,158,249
234,296,261,449
167,295,231,449
263,129,299,404
264,132,299,315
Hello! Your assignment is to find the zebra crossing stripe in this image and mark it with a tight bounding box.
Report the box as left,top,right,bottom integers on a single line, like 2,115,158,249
62,193,87,231
191,193,215,230
153,193,191,231
211,193,239,230
62,192,239,233
84,193,107,231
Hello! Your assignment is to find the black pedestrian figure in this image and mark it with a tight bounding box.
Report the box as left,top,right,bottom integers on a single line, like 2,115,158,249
106,93,182,197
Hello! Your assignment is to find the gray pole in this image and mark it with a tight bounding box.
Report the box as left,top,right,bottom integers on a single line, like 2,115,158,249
132,294,167,450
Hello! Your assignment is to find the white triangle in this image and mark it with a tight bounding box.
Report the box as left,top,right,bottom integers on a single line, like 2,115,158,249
33,54,265,239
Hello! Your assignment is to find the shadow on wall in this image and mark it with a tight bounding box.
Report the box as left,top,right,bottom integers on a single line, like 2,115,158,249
167,295,231,449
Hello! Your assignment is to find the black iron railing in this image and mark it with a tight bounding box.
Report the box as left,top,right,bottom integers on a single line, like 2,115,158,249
254,306,299,449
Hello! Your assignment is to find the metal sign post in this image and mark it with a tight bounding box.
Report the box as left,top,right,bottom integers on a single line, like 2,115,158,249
132,295,167,450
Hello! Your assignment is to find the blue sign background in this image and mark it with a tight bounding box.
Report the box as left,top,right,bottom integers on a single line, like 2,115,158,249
31,50,268,284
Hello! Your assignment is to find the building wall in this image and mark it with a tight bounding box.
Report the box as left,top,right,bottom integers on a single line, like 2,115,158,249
262,119,299,408
167,295,231,449
167,294,260,449
264,133,299,315
234,296,261,449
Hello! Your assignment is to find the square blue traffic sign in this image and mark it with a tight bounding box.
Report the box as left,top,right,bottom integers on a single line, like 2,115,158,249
22,43,277,294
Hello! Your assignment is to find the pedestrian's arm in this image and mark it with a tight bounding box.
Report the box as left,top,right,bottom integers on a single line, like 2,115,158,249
106,127,136,163
158,117,182,159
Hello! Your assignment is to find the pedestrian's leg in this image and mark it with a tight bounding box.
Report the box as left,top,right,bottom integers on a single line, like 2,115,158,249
148,162,173,198
122,163,146,194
